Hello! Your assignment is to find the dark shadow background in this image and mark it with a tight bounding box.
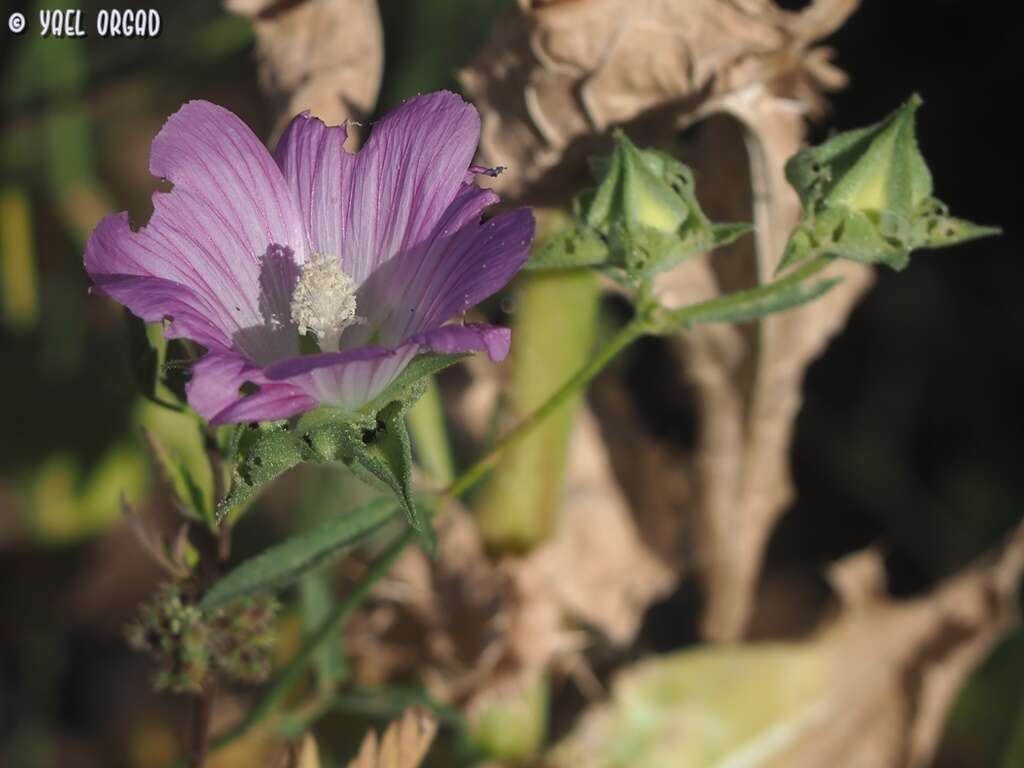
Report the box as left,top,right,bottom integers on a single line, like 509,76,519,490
778,2,1024,764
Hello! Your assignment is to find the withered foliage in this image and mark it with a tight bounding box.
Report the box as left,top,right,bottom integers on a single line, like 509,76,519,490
227,0,384,137
549,522,1024,767
346,411,673,715
346,708,438,768
220,2,1022,766
463,0,872,641
460,0,855,202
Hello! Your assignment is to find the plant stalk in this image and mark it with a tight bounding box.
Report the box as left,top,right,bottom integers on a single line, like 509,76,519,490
445,314,649,499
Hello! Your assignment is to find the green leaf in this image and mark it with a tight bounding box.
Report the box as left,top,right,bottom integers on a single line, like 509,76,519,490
658,258,839,331
711,221,755,248
781,95,998,271
692,278,841,326
546,644,830,768
217,425,304,522
126,314,182,411
299,572,348,691
200,496,398,611
141,425,213,526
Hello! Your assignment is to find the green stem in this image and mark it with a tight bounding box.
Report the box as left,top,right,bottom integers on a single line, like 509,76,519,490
199,251,833,758
446,315,649,499
210,527,416,750
445,255,831,500
660,255,830,328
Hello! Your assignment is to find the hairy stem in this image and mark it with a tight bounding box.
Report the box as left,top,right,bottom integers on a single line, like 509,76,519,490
446,314,649,499
190,685,214,768
210,527,416,750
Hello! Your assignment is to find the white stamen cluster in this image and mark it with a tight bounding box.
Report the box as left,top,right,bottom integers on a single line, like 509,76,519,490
289,252,360,351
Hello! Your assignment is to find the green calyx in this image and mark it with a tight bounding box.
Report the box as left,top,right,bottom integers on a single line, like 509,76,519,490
781,94,999,271
528,130,748,278
215,352,467,550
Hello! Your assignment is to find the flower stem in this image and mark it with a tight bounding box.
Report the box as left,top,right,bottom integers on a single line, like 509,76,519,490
209,527,416,750
190,685,214,768
445,314,650,500
444,255,832,501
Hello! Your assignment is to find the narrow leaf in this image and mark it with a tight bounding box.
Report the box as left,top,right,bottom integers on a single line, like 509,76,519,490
658,257,839,331
683,278,841,327
200,496,398,611
300,572,348,690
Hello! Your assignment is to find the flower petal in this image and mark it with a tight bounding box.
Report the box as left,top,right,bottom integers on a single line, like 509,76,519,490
274,113,349,257
350,190,533,347
411,323,511,362
262,346,419,413
262,322,509,416
262,345,396,380
85,100,306,363
336,91,481,284
88,250,232,351
186,352,316,425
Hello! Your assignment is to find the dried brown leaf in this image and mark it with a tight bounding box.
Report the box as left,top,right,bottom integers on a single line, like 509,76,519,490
345,411,672,712
549,521,1024,767
460,0,859,200
463,0,866,642
658,88,873,641
523,408,675,646
346,708,438,768
228,0,384,137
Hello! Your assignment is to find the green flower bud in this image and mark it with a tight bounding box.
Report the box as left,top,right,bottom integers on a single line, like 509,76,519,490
782,95,999,271
574,131,748,279
585,131,689,236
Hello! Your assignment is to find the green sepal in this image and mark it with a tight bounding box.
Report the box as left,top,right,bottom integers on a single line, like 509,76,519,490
523,225,609,271
216,424,304,522
781,94,998,272
296,398,433,550
199,496,399,612
340,400,433,551
216,352,463,533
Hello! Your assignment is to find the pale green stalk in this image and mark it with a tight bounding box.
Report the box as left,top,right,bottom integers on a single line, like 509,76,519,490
475,269,601,550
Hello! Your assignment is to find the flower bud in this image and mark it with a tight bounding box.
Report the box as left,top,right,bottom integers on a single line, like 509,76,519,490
580,131,747,279
782,95,998,271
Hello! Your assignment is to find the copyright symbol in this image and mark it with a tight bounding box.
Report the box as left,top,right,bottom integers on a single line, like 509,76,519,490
8,12,26,34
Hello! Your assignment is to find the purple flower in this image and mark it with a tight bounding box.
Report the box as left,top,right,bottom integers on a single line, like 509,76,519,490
85,92,534,425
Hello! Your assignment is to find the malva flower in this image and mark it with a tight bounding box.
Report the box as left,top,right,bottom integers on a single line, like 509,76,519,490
84,91,534,424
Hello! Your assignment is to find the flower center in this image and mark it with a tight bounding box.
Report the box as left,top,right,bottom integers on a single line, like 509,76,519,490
289,252,360,351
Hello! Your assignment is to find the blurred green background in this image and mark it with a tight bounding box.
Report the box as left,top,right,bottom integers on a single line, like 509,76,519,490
1,0,1021,765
